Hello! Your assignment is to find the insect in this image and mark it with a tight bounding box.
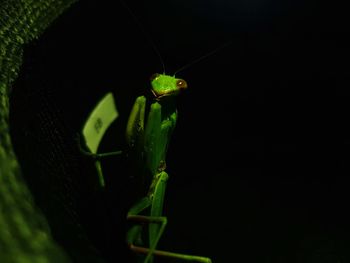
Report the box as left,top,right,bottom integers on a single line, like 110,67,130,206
79,72,212,262
124,73,212,263
78,2,230,261
78,43,230,263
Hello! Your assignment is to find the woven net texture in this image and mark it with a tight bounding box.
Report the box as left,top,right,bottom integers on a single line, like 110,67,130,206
0,1,119,262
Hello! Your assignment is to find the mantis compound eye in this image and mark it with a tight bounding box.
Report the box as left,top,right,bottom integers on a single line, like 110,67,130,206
150,73,160,81
176,79,188,90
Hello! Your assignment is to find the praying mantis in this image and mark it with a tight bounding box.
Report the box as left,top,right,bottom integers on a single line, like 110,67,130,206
78,4,227,262
125,73,212,263
79,73,212,263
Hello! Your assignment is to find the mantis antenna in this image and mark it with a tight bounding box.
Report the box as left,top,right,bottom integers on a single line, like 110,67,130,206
120,0,231,77
119,0,166,74
173,40,232,76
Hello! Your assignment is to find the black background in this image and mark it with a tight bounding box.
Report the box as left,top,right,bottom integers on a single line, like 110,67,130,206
12,0,350,262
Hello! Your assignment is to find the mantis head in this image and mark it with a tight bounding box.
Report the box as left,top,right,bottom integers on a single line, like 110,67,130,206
150,73,187,101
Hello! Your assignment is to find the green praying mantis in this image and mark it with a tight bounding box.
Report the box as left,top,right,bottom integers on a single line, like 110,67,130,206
125,73,212,263
79,72,212,263
77,3,230,262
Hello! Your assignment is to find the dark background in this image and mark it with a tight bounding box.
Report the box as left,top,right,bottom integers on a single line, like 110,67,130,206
10,0,350,262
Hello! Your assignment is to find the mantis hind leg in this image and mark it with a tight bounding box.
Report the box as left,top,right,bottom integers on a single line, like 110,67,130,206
127,214,167,263
126,171,168,263
127,172,211,263
76,133,122,187
128,214,211,263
